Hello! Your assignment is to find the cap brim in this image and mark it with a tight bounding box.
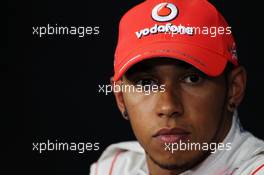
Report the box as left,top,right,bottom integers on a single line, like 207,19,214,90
114,41,228,81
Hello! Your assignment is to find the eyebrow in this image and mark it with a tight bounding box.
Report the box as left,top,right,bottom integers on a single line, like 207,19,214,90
127,64,156,74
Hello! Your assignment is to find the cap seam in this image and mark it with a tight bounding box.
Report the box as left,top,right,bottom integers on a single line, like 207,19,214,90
115,39,229,70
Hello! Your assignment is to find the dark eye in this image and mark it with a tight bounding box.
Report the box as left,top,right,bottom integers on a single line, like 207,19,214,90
182,73,202,84
136,79,157,87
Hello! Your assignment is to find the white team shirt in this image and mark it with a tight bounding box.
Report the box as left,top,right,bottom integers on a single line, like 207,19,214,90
90,112,264,175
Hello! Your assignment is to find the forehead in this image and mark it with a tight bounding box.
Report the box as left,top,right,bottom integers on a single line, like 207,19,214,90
125,57,198,76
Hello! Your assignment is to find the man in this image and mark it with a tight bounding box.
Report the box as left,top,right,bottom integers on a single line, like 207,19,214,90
90,0,264,174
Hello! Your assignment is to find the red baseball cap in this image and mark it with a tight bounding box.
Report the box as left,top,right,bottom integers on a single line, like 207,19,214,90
113,0,239,81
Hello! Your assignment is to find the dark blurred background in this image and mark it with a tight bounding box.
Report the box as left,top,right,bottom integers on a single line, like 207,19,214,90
7,0,264,174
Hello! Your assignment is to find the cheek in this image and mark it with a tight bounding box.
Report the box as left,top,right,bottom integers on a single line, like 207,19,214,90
123,92,157,145
181,83,226,142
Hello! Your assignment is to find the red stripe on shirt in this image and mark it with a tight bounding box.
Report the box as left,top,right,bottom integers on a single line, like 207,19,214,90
251,163,264,175
95,161,98,175
109,151,123,175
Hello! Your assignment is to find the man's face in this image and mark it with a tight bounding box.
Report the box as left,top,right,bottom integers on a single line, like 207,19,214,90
117,58,232,170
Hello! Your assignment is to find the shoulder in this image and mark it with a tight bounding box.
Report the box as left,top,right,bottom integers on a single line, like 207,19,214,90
233,152,264,175
232,132,264,175
89,141,147,175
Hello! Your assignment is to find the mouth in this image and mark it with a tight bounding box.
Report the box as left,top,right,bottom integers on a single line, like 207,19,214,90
153,127,190,143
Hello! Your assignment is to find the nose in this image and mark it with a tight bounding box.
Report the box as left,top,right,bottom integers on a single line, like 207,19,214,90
155,84,183,118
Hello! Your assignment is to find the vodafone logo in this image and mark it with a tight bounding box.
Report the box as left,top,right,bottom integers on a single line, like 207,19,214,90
151,3,178,22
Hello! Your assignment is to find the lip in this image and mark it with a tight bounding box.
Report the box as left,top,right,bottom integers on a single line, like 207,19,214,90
153,127,190,143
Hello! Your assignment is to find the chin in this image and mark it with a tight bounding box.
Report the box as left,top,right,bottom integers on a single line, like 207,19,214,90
150,155,190,171
149,149,208,171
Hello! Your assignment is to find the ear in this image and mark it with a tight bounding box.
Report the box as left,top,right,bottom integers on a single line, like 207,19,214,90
110,77,126,113
227,66,247,112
